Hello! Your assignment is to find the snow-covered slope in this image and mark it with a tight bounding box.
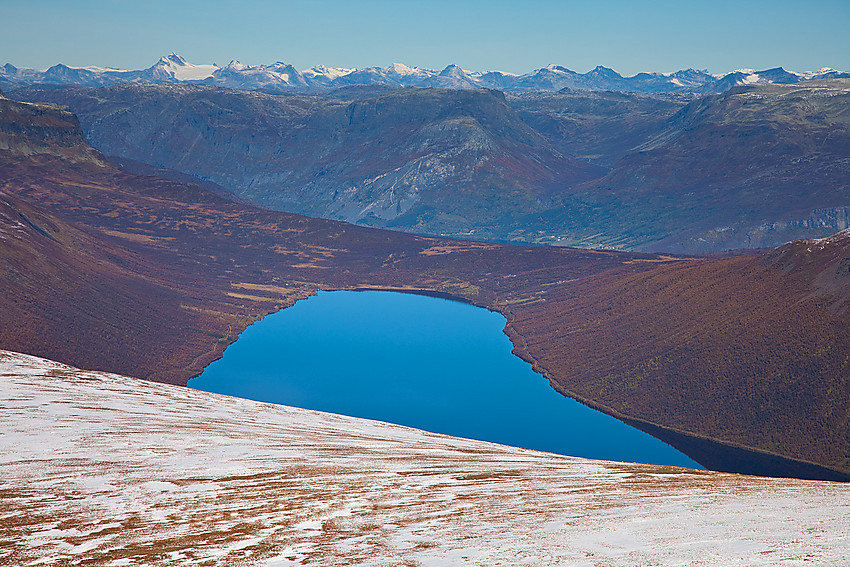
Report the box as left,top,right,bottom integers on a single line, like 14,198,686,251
142,52,218,82
2,350,848,566
2,54,847,94
206,60,309,90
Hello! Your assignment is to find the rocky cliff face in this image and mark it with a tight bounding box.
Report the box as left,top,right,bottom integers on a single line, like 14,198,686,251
14,80,850,253
0,95,107,165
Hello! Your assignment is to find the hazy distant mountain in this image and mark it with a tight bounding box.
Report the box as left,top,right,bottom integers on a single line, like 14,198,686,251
2,53,847,94
0,53,219,90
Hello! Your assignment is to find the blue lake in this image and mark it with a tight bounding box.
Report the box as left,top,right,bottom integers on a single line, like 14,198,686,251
190,290,702,468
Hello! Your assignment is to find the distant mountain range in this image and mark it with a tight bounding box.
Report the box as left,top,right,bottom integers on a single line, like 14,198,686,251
2,53,848,94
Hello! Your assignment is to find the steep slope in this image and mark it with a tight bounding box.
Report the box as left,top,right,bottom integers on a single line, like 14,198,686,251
4,350,849,566
0,92,107,165
508,233,850,476
13,83,601,239
0,94,273,379
0,189,227,380
529,80,850,252
508,89,689,168
3,91,850,478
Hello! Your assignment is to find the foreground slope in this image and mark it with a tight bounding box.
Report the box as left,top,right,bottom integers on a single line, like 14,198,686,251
3,350,849,567
3,91,850,478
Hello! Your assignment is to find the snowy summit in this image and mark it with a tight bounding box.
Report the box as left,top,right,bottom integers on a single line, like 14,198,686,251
1,53,847,94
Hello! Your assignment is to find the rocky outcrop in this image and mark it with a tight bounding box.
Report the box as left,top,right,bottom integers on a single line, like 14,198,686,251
0,96,107,165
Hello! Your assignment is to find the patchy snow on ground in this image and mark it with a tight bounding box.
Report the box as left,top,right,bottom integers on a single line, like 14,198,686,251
1,349,848,566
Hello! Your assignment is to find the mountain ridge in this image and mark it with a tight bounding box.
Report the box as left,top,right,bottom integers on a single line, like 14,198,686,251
11,83,604,239
16,79,849,253
3,53,848,94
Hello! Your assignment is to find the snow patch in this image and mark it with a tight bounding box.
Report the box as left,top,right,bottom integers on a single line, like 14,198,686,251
302,64,354,80
155,52,218,80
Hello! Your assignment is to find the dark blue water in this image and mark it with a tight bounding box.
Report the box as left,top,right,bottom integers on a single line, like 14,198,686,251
190,290,702,468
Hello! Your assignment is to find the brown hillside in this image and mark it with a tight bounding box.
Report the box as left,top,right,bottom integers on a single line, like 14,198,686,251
509,245,850,474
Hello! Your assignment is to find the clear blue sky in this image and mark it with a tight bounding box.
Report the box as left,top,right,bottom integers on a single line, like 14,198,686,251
3,0,848,75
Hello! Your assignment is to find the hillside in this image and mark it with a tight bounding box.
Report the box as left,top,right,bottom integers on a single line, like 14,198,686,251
11,84,601,240
0,90,654,382
527,80,850,251
507,89,688,168
2,91,850,478
509,236,850,476
3,350,849,566
13,80,850,253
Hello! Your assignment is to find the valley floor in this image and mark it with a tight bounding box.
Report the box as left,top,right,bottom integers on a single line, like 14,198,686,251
1,350,848,566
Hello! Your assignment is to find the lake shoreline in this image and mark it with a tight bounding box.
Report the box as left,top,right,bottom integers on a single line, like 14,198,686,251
188,286,849,482
350,288,850,481
190,289,702,469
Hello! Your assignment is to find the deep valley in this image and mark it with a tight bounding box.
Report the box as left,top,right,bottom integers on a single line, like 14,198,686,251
2,86,850,480
12,78,850,253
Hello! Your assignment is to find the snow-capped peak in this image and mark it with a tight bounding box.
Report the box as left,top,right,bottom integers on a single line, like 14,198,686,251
70,65,127,73
223,60,249,71
303,64,355,80
1,56,846,94
267,62,297,71
389,62,412,73
589,65,619,77
439,64,467,77
160,53,188,66
386,62,425,76
800,67,840,79
153,53,218,81
541,64,574,76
